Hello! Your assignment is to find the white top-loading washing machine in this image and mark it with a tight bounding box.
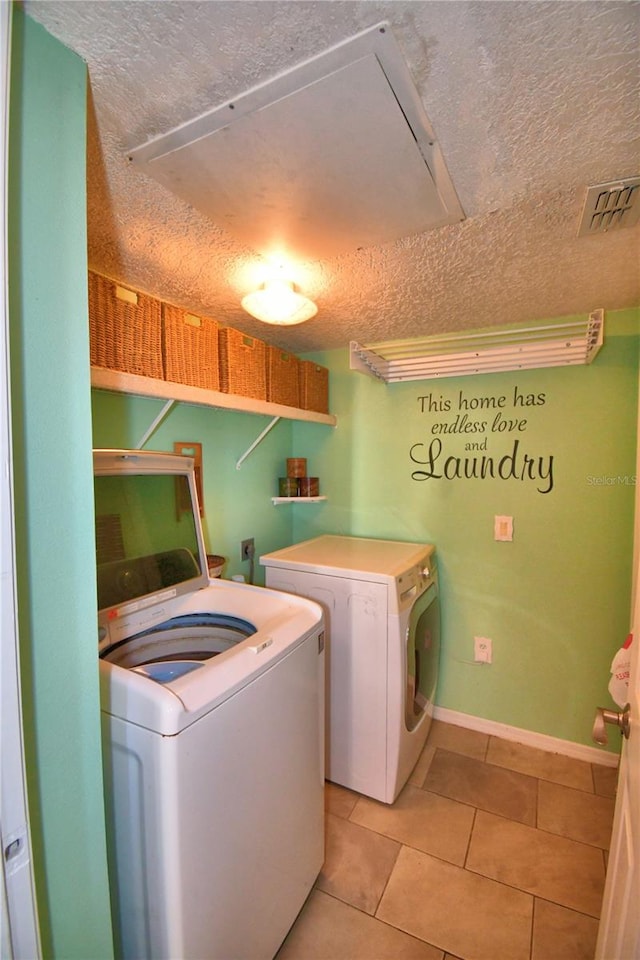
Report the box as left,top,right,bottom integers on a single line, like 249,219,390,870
94,450,325,960
260,535,439,804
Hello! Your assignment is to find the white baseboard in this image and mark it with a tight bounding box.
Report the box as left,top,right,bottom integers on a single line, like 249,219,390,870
433,706,620,768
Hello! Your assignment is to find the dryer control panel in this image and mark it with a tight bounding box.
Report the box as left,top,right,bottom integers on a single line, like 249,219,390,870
392,550,437,616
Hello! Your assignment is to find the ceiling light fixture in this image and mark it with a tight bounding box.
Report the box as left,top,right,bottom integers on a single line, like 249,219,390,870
241,278,317,326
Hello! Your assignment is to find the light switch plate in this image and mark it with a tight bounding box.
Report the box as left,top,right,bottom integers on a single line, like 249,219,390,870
494,515,513,541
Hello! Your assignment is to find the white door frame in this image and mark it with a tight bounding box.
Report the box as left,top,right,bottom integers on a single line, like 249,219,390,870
1,2,41,955
595,359,640,958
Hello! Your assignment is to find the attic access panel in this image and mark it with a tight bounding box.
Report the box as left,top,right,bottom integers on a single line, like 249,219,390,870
129,22,464,262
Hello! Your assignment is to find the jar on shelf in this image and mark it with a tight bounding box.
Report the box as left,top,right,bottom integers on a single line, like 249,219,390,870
286,458,307,478
279,477,299,497
299,477,319,497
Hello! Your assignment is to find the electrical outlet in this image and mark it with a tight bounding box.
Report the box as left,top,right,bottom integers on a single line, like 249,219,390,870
474,636,492,663
240,538,255,561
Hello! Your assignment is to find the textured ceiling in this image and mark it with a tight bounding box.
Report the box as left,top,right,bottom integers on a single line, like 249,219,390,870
24,0,640,353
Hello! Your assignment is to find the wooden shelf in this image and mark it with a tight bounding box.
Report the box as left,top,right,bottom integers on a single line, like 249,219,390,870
90,367,337,426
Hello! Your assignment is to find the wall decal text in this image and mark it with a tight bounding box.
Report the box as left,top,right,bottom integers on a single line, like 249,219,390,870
410,438,554,494
412,386,554,493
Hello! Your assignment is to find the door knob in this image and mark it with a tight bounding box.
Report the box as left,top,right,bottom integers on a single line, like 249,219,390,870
592,704,631,745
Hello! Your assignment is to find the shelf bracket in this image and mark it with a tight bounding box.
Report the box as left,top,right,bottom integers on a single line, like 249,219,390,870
236,416,281,470
135,399,177,449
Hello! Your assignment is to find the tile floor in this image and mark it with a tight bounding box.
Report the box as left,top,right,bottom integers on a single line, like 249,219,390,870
276,720,618,960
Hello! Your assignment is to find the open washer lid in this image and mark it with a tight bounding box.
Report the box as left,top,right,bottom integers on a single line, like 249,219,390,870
94,449,210,651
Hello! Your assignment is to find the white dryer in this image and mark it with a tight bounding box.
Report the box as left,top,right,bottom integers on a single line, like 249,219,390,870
260,535,439,804
94,450,325,960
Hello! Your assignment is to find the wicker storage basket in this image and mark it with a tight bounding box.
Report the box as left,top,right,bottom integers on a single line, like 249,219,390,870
89,271,163,380
163,304,220,391
266,347,300,407
88,271,163,379
298,360,329,413
218,327,267,400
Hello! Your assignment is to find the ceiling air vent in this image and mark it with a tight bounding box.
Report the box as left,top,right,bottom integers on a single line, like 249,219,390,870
577,177,640,237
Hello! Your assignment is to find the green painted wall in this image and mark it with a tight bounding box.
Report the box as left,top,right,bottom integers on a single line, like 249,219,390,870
290,309,639,751
9,10,635,958
8,10,114,957
93,309,638,754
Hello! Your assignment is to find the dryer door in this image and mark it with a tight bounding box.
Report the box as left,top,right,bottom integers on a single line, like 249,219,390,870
405,583,440,730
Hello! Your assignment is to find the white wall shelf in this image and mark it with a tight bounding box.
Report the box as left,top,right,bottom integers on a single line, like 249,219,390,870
91,367,336,464
271,496,327,505
91,366,337,425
